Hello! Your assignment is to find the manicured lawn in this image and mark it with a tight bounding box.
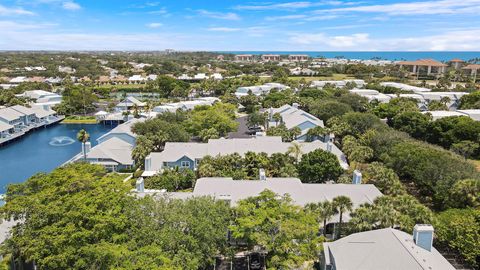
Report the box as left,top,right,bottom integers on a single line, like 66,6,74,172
289,74,356,81
62,115,98,124
95,84,146,90
62,119,98,124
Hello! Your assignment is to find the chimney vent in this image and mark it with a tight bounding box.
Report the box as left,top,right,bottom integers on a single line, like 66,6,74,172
329,133,335,142
82,142,91,156
326,142,332,152
259,168,267,181
352,170,362,184
145,156,152,171
136,177,145,193
413,224,434,252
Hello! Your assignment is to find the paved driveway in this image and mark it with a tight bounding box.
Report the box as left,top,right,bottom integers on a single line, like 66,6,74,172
228,116,251,138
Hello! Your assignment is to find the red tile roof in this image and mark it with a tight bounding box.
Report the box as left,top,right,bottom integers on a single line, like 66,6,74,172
398,59,448,67
462,64,480,70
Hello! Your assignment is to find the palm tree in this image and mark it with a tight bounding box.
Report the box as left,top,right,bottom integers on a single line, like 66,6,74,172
287,142,303,163
349,204,375,232
289,127,301,141
440,96,451,107
132,104,140,118
272,113,282,126
306,201,336,236
77,129,90,160
132,135,154,168
122,110,130,121
145,101,153,118
332,196,353,239
306,126,326,142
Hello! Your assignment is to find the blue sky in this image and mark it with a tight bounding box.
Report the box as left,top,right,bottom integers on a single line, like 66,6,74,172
1,0,480,51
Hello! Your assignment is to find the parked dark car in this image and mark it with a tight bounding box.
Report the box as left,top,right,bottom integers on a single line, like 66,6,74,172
246,126,263,135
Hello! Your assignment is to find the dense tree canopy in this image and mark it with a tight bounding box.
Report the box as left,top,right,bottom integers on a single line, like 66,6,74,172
349,195,434,232
382,141,479,208
55,85,98,115
186,103,238,138
435,208,480,268
229,190,323,269
458,91,480,109
144,168,196,191
297,149,344,183
0,164,233,270
1,164,140,269
197,152,297,180
145,75,190,98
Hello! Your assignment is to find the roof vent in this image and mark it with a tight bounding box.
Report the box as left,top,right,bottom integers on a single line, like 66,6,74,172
352,170,362,184
144,156,152,171
413,224,434,252
326,142,333,152
259,168,267,181
136,177,145,193
83,141,91,155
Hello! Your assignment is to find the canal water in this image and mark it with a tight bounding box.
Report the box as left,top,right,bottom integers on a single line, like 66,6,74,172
0,124,113,193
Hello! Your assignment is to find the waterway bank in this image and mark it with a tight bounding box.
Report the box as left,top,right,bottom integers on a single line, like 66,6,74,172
0,123,113,193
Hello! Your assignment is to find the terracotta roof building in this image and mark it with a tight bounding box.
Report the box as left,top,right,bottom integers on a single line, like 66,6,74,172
462,64,480,76
449,58,465,69
261,54,281,62
397,59,447,75
234,54,254,62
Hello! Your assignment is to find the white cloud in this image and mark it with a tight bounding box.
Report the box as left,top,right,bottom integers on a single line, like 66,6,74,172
287,28,480,50
0,4,35,16
235,1,358,10
196,10,241,20
303,15,339,21
265,14,307,21
289,32,370,48
0,20,57,30
146,22,163,28
207,27,241,32
148,8,168,15
1,28,480,51
318,0,480,15
265,13,339,21
0,32,185,50
236,2,315,10
62,1,81,11
206,26,269,37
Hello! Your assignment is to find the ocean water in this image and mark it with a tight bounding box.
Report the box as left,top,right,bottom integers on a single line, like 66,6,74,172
219,51,480,61
0,123,112,193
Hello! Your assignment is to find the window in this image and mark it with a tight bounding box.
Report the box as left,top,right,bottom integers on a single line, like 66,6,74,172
181,161,190,168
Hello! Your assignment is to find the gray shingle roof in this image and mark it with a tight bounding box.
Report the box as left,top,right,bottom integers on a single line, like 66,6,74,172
138,177,381,223
86,137,134,165
324,228,455,270
148,136,348,171
10,105,35,116
31,107,56,118
0,107,24,121
0,121,14,132
270,104,324,132
116,96,146,107
192,178,381,208
96,118,143,142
